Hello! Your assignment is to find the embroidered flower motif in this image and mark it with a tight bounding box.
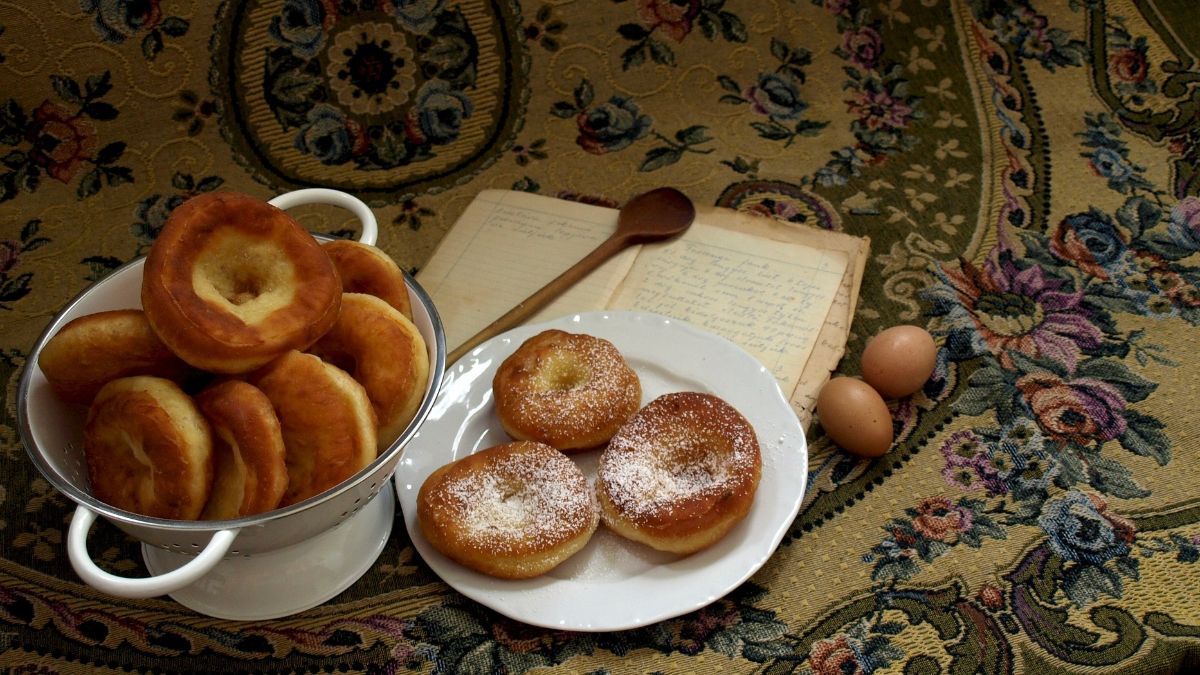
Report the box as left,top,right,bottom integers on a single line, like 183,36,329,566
846,88,914,131
574,96,651,155
911,496,975,543
743,72,810,121
81,0,162,42
939,430,1007,495
26,101,98,183
1108,48,1148,84
808,634,867,675
404,79,473,145
268,0,336,57
941,255,1102,371
1039,490,1136,565
842,26,883,70
635,0,701,42
1050,208,1129,280
326,23,417,115
294,104,357,164
1015,372,1128,445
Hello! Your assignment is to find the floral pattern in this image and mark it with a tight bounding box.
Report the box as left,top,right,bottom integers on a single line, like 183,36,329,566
80,0,190,60
4,1,1200,673
0,71,132,202
259,1,480,170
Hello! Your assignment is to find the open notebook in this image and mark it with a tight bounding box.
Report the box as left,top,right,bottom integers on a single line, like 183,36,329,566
417,189,869,428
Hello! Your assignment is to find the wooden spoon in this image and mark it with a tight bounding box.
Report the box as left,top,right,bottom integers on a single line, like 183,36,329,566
447,187,696,364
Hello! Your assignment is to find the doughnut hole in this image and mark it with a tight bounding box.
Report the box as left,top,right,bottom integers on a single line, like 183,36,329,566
533,353,590,391
192,235,296,322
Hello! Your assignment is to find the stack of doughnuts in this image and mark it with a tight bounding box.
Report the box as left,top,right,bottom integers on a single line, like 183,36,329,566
416,329,762,580
37,191,431,520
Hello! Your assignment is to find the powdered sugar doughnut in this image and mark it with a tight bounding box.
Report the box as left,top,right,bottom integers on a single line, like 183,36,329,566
596,392,761,555
492,330,641,452
417,441,599,579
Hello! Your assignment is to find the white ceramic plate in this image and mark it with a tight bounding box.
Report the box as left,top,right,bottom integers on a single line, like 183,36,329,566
393,311,807,631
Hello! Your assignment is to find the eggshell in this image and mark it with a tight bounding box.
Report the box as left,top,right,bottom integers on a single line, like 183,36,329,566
861,325,937,399
816,376,893,458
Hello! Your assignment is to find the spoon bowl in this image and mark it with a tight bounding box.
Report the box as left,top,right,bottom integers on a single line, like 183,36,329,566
446,187,695,364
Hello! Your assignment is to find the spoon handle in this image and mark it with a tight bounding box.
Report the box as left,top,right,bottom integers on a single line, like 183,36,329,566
447,232,628,364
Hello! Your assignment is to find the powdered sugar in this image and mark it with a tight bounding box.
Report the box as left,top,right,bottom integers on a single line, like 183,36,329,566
495,331,641,448
599,392,759,523
432,445,595,552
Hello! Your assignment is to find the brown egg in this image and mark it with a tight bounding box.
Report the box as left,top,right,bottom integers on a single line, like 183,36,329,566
816,376,893,458
860,325,937,399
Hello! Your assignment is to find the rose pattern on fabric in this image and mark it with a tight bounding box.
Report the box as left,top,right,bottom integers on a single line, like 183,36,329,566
1039,491,1136,566
26,102,97,183
268,0,333,57
1050,208,1129,279
842,26,883,70
80,0,189,60
5,2,1200,674
1016,371,1128,445
636,0,701,43
0,71,132,202
406,79,474,146
574,95,651,155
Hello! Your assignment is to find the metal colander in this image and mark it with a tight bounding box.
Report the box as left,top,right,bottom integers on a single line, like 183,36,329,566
16,189,446,599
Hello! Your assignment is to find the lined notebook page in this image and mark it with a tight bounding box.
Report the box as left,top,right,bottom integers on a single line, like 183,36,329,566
607,222,848,394
417,190,635,348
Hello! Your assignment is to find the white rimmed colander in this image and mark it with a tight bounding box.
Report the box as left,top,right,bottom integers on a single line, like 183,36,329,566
16,189,446,602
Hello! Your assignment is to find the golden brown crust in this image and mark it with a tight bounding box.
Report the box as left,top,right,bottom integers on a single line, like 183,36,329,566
250,351,377,507
417,441,599,579
140,191,341,374
83,376,213,520
596,392,761,555
37,309,193,405
308,293,429,449
195,380,289,519
323,240,412,319
492,330,641,452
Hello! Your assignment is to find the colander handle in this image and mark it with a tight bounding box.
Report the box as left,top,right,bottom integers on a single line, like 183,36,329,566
67,505,239,599
268,188,378,246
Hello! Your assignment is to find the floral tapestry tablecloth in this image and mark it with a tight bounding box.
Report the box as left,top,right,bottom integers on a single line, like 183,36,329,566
2,0,1200,673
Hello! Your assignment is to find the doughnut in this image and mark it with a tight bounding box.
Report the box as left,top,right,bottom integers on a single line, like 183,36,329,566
323,239,413,319
250,350,377,506
492,330,641,452
37,309,193,405
83,376,213,520
308,293,429,449
195,380,289,520
417,441,599,579
140,191,342,374
596,392,761,555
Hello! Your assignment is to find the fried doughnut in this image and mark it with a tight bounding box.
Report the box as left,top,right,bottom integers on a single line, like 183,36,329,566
596,392,761,555
492,330,641,452
308,293,429,449
418,441,599,579
323,239,412,319
250,350,377,507
141,191,342,374
37,309,192,405
195,381,289,520
83,376,213,520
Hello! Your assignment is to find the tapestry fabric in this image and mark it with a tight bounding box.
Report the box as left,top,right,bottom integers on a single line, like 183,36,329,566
2,1,1199,673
